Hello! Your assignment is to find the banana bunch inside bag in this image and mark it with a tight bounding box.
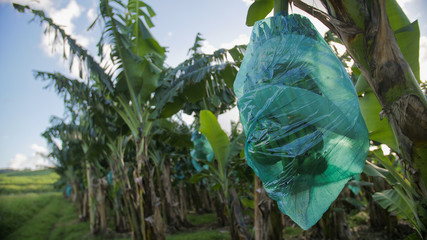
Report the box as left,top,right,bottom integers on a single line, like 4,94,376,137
234,14,369,230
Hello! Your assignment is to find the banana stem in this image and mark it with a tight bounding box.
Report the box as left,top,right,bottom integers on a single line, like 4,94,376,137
274,0,289,15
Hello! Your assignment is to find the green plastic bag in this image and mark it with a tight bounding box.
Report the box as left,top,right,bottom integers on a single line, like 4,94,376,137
234,14,369,230
190,131,214,172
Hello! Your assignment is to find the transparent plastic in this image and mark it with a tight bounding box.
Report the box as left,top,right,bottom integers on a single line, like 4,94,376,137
234,14,369,230
190,131,214,172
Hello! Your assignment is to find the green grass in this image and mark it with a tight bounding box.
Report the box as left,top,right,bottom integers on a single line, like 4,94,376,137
0,192,59,237
187,213,217,226
0,192,129,240
0,168,59,194
0,169,230,240
167,213,230,240
283,226,304,236
166,230,230,240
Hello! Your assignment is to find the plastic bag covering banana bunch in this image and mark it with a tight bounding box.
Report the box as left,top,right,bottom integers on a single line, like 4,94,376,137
234,14,369,230
190,131,214,172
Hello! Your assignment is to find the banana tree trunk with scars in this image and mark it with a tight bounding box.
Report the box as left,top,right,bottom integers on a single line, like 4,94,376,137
292,0,427,200
135,137,166,240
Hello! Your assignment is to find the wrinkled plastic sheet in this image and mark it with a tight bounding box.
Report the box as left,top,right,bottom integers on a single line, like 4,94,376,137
190,131,214,172
234,14,369,230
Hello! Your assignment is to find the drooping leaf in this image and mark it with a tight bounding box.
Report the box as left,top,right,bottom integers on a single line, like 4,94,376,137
13,4,114,93
152,36,244,119
373,189,419,231
363,161,394,183
371,149,419,198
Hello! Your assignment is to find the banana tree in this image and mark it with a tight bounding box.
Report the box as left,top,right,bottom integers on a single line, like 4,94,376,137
195,110,252,240
15,1,168,238
149,119,194,232
42,118,87,219
152,33,245,119
42,111,111,234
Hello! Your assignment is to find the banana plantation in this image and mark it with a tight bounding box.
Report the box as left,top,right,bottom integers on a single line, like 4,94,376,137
11,0,427,239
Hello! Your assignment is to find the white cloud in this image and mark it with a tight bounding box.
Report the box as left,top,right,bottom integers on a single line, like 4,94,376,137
9,144,52,170
420,36,427,82
397,0,414,7
220,34,250,49
218,106,240,134
202,34,250,55
1,0,53,9
9,154,28,169
201,40,217,54
168,31,173,37
41,0,88,53
33,0,93,79
289,2,329,36
49,0,82,35
30,143,48,155
87,7,97,23
241,0,253,6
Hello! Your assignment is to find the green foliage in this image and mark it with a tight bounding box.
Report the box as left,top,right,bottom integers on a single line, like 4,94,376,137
187,213,217,226
12,4,114,93
364,150,425,237
100,0,165,107
0,169,59,194
4,193,68,240
152,35,244,119
283,226,304,237
1,192,129,240
166,230,230,240
246,0,274,26
346,211,369,228
373,189,414,222
386,0,421,83
358,90,399,151
199,110,230,178
0,192,58,237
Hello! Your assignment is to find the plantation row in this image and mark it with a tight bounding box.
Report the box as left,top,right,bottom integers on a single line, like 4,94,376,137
12,0,427,240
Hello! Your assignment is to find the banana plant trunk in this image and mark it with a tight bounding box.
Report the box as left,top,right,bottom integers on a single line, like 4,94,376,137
161,159,191,231
86,161,99,234
319,197,350,240
96,177,108,233
200,182,214,213
229,188,253,240
214,191,228,227
136,137,165,240
292,0,427,189
361,173,397,234
82,189,89,221
110,154,143,240
292,0,427,231
254,176,282,240
178,181,190,225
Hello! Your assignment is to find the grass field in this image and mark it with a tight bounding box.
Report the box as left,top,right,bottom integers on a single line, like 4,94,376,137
0,169,230,240
0,168,59,194
0,191,229,240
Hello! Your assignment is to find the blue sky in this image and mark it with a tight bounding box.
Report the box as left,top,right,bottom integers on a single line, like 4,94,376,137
0,0,426,170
